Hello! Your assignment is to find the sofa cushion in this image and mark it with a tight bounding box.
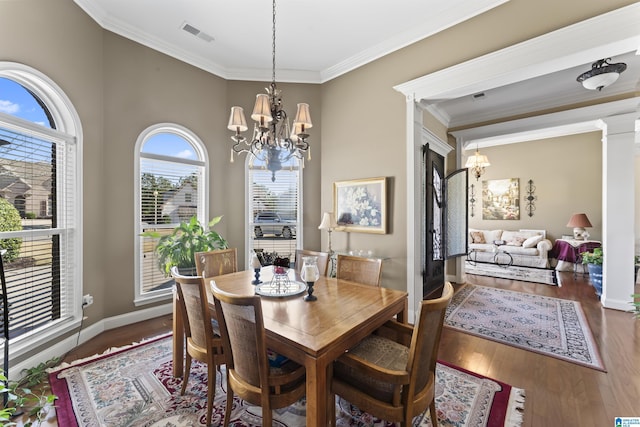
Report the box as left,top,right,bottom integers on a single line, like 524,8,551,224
523,235,543,248
501,230,532,246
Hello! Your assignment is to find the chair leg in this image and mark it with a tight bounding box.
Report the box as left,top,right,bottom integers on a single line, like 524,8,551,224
181,354,192,395
206,362,216,426
223,376,233,427
429,400,438,427
262,408,272,427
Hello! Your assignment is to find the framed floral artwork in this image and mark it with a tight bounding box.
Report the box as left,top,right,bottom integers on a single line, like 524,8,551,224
333,177,387,234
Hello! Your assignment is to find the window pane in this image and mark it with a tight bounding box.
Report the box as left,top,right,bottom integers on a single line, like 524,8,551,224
142,133,197,160
248,151,300,267
0,78,52,128
138,130,205,297
0,127,66,339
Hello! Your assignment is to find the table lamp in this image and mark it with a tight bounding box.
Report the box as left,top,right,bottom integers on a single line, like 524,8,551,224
318,212,337,252
567,213,592,240
318,212,337,276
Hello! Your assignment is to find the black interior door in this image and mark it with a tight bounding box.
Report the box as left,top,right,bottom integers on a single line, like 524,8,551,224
422,144,445,299
422,145,469,300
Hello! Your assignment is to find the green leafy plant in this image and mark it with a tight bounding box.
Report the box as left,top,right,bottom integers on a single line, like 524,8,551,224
0,358,59,426
581,247,603,265
141,215,229,276
631,294,640,319
0,198,23,263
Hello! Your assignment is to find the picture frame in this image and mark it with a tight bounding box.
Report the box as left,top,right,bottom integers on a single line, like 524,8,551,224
333,177,387,234
482,178,520,220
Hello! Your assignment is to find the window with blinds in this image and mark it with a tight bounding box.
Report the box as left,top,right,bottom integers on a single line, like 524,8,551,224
247,152,301,267
0,77,78,342
135,126,208,304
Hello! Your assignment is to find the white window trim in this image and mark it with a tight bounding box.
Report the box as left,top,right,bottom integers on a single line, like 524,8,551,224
0,62,84,361
133,123,209,306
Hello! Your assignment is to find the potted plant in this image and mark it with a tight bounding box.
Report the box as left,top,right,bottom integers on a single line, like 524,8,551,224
141,215,229,276
581,247,603,298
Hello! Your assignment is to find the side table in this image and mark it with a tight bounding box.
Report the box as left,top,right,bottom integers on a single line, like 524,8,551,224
550,238,601,274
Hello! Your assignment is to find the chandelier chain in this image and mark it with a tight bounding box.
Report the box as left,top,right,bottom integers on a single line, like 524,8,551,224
272,0,276,85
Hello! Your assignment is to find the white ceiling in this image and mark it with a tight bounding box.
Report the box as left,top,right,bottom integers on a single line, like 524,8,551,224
73,0,639,129
72,0,508,83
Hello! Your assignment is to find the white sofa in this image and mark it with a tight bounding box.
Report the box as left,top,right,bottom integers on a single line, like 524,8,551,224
467,229,553,269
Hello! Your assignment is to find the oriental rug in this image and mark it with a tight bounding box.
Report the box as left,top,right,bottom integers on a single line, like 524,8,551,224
49,335,525,427
445,284,605,371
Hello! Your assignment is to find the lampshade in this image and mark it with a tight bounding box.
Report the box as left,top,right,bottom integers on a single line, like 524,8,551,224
251,93,273,124
318,212,337,230
227,106,248,132
566,213,592,228
567,213,592,240
576,58,627,91
293,103,312,129
464,152,491,168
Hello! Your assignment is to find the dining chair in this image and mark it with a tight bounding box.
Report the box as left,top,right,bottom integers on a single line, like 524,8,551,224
294,249,329,277
195,248,238,278
336,254,383,286
171,266,225,426
330,282,454,427
210,283,306,427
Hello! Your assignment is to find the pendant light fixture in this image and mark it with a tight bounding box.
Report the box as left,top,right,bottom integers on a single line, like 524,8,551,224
227,0,312,182
465,145,490,181
576,58,627,91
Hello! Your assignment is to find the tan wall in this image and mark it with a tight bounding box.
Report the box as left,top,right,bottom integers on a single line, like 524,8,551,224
465,133,603,241
1,0,635,357
319,0,633,291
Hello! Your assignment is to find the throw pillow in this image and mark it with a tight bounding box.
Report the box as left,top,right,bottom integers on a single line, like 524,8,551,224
470,231,485,243
523,234,543,248
506,236,526,246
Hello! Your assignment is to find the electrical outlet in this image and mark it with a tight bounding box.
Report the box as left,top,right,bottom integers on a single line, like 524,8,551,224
83,294,94,307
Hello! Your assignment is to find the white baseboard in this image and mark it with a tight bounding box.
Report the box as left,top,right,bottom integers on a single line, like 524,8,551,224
10,303,172,377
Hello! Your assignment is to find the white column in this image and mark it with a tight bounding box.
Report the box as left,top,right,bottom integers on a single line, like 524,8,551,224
600,112,638,310
405,94,421,323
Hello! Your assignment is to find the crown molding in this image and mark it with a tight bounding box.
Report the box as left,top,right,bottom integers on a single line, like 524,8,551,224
74,0,508,84
319,0,509,83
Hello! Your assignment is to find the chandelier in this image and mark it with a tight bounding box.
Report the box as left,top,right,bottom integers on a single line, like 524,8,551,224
465,146,490,181
227,0,312,182
576,58,627,91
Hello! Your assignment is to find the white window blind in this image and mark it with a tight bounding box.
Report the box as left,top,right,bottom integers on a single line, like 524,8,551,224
0,125,77,340
247,154,301,266
136,128,207,302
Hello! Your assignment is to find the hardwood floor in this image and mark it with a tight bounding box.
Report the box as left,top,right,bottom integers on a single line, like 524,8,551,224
33,272,639,426
440,272,640,426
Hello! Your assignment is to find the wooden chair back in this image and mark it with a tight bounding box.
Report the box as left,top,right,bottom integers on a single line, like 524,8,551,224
330,282,454,426
336,254,383,286
195,248,238,278
294,249,329,277
171,266,225,425
211,283,305,426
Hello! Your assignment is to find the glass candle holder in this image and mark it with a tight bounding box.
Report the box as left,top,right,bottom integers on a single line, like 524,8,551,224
301,255,320,301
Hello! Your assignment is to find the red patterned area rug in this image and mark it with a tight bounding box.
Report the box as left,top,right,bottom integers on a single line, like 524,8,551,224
445,284,605,371
49,335,524,426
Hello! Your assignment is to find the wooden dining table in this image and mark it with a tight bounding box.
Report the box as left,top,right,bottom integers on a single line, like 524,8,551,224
172,267,408,427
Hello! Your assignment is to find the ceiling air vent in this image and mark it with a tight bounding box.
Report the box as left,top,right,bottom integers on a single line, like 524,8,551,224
472,92,486,101
181,22,214,43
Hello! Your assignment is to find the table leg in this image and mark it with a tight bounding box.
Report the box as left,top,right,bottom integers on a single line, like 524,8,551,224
304,355,329,427
172,291,184,378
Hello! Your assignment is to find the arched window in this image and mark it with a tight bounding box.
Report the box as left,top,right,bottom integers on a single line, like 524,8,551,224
134,124,208,304
0,64,82,354
246,151,302,268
